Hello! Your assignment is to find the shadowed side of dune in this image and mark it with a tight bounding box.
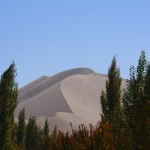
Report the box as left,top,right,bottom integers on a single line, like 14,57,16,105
18,68,94,102
15,82,73,117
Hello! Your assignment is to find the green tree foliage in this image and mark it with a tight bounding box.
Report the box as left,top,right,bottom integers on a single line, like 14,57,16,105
17,108,26,148
145,64,150,99
100,91,108,119
0,62,18,150
43,118,50,150
1,53,150,150
123,50,150,149
107,56,122,113
100,57,132,149
100,56,122,120
25,116,43,150
44,118,50,140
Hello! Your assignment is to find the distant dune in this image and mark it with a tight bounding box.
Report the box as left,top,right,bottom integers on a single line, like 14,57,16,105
15,68,126,133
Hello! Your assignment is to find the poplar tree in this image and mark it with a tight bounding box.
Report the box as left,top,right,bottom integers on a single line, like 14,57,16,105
0,62,18,150
17,108,26,148
44,118,50,140
100,56,122,120
123,50,150,149
43,118,50,150
25,116,42,150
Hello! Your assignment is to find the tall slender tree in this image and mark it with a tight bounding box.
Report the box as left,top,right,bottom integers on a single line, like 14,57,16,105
0,62,18,150
43,118,50,150
17,108,26,148
100,56,126,149
44,118,50,140
25,116,43,150
107,56,122,113
100,56,122,120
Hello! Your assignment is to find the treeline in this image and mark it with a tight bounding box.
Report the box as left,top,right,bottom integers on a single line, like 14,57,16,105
0,51,150,150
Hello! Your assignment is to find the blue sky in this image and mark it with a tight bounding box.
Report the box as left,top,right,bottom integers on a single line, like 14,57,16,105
0,0,150,87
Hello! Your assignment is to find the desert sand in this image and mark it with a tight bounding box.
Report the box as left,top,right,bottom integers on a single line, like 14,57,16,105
15,68,126,133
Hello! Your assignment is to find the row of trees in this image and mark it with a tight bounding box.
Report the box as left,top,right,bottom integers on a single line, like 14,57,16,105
0,51,150,149
16,112,52,150
100,50,150,149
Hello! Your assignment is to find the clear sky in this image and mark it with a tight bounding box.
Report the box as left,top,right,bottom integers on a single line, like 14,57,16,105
0,0,150,88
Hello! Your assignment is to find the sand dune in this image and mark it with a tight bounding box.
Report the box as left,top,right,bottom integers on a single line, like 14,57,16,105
15,68,126,133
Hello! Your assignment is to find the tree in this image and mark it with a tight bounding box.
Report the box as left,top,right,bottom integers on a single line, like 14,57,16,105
100,57,129,149
145,64,150,100
107,56,122,113
25,116,43,150
43,118,50,150
44,118,50,140
17,108,26,148
123,50,150,149
100,56,122,120
0,62,18,150
100,91,108,119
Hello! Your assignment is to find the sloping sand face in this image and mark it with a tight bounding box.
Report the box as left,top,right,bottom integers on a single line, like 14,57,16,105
60,74,107,124
15,82,73,118
15,68,126,133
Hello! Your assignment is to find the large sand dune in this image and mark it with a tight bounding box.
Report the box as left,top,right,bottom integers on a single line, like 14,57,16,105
15,68,126,133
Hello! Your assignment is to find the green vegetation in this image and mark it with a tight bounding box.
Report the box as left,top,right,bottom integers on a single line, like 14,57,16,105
0,62,18,150
0,51,150,149
123,51,150,149
100,56,122,121
100,56,128,150
17,108,26,148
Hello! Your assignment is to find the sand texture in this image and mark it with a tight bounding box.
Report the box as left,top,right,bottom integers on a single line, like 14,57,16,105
15,68,126,133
